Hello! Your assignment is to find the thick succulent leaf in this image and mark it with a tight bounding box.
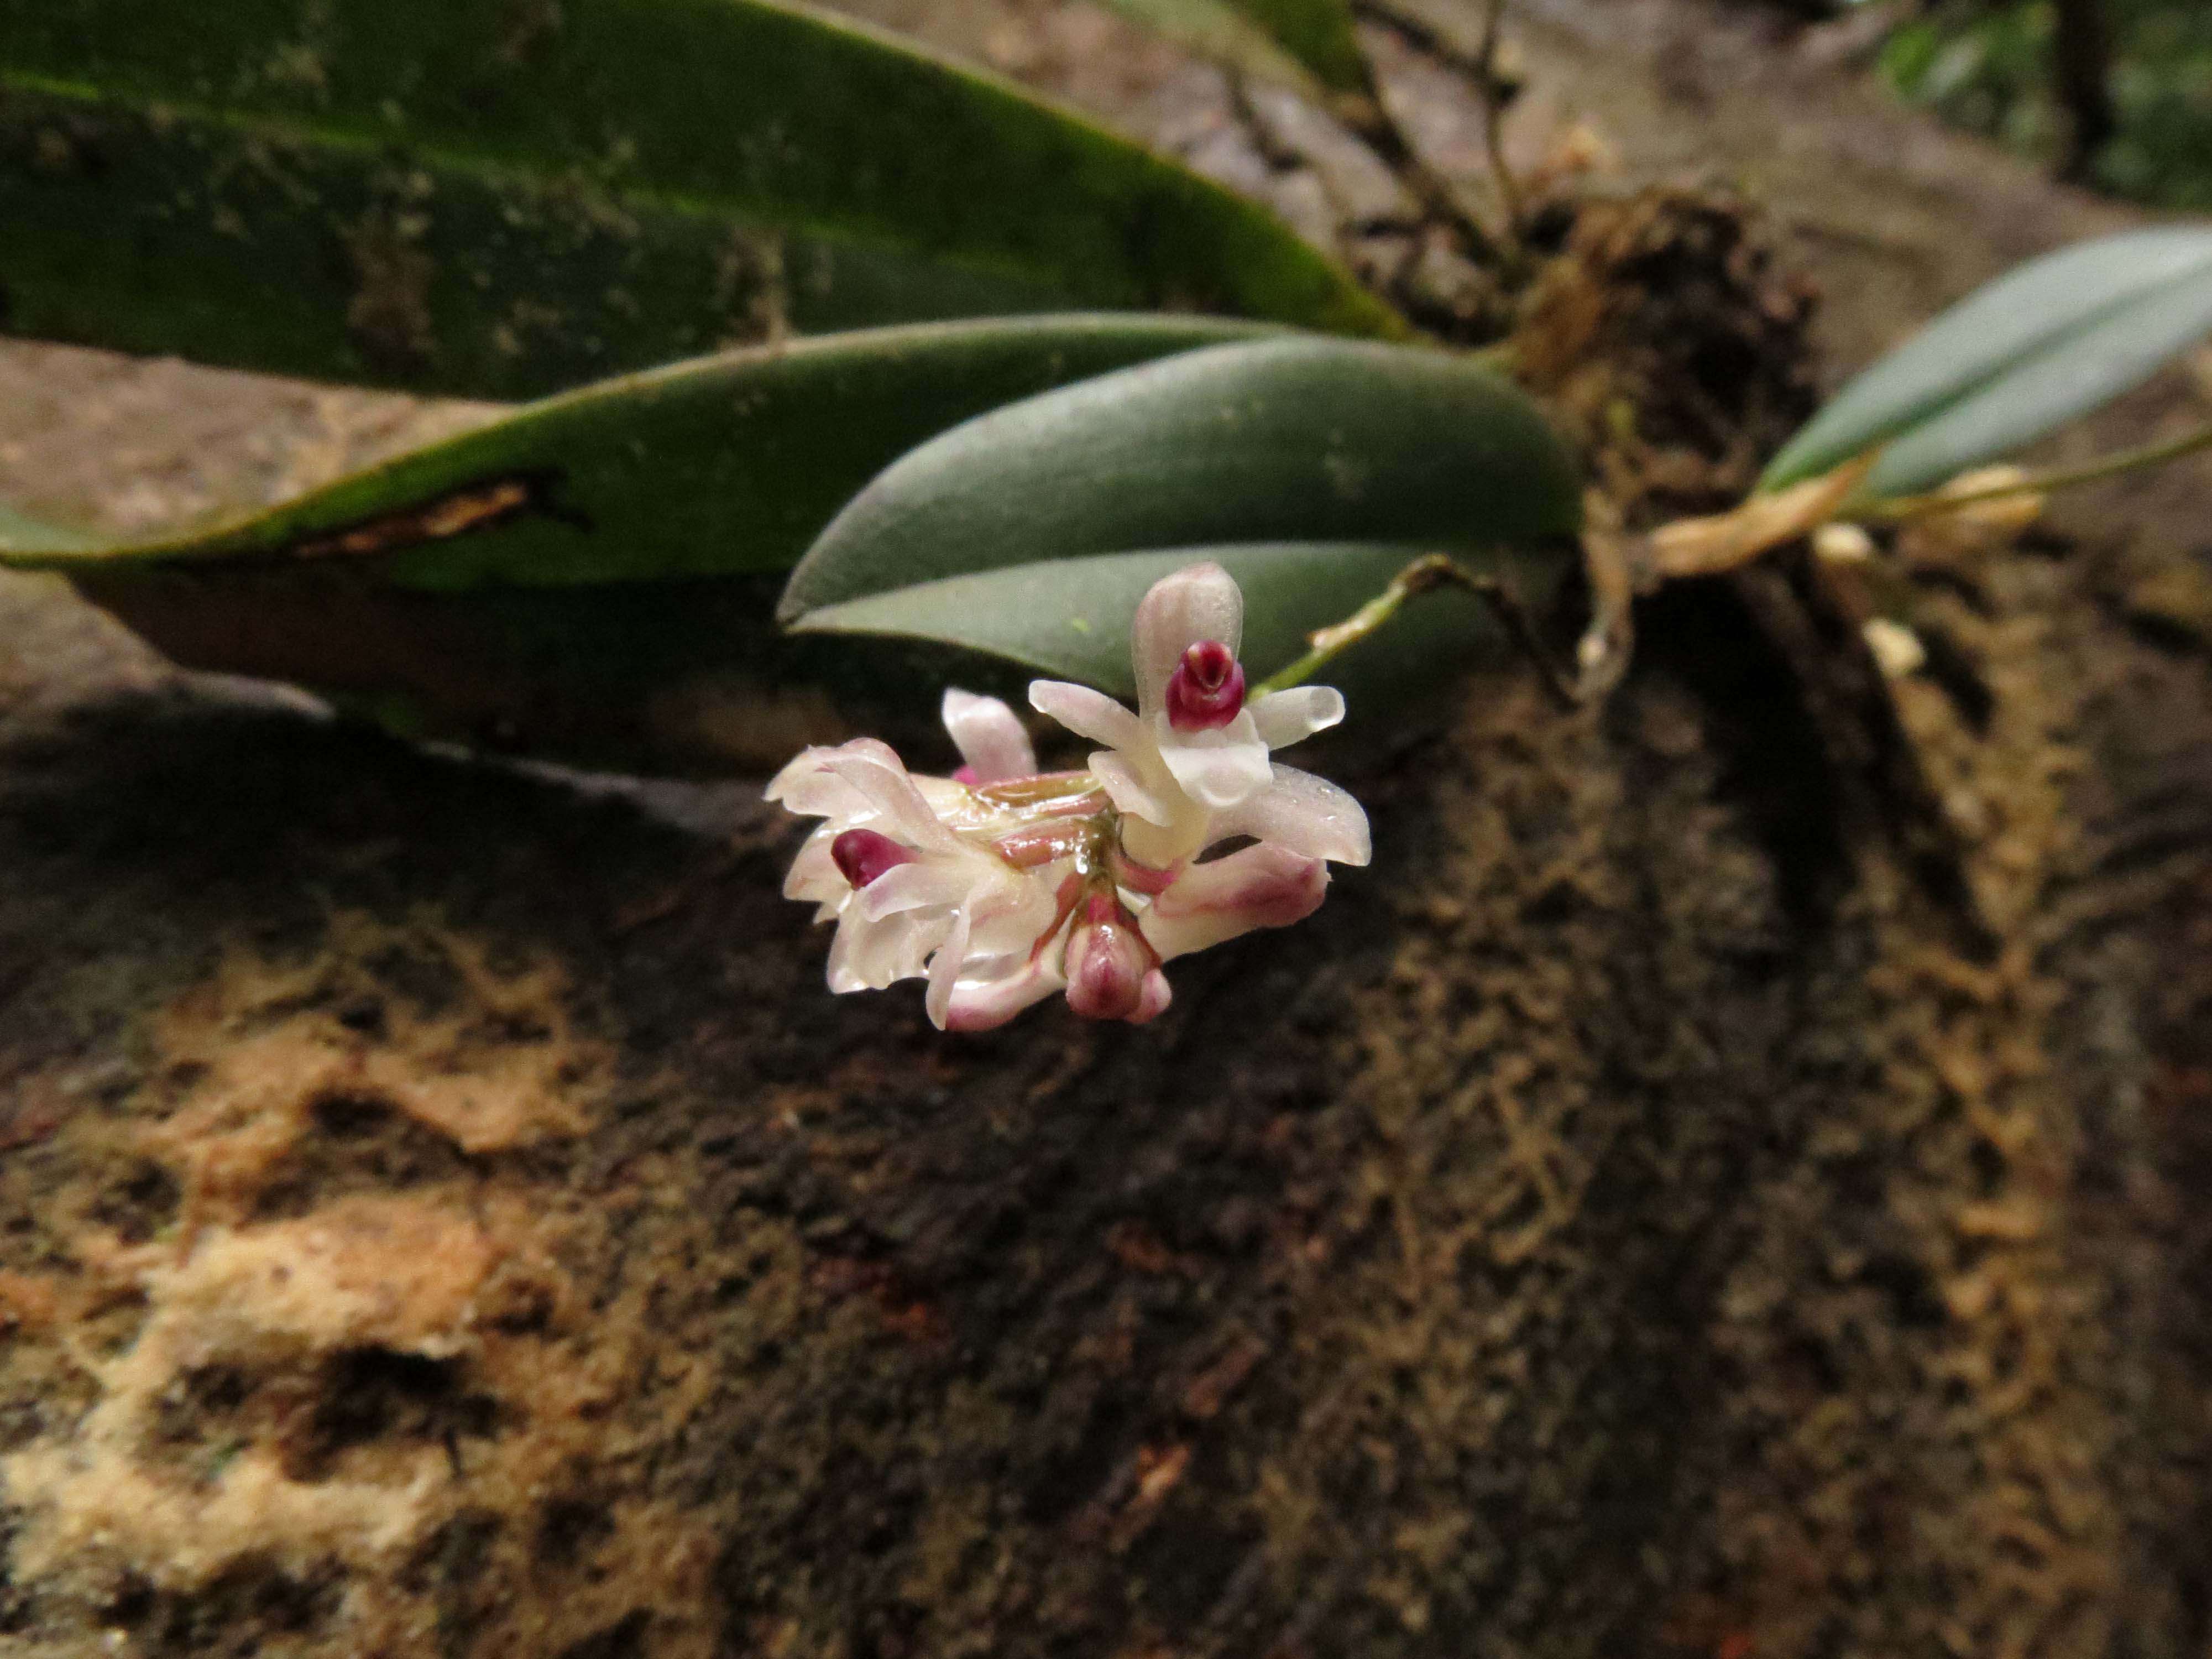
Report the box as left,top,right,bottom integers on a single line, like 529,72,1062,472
1102,0,1367,96
0,0,1399,398
789,541,1572,721
0,316,1274,588
0,316,1284,773
780,336,1583,622
1762,228,2212,499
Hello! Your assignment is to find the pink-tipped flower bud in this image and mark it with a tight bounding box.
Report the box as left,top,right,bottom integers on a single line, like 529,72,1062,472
830,827,916,890
1064,894,1170,1023
1164,639,1246,732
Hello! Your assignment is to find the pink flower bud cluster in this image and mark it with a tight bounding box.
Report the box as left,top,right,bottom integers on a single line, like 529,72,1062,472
767,563,1369,1030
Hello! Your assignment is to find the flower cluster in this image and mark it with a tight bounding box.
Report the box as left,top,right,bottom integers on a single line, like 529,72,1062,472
768,562,1370,1030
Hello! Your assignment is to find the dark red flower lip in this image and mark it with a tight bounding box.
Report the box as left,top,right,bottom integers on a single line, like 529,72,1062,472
1164,639,1246,731
831,827,916,889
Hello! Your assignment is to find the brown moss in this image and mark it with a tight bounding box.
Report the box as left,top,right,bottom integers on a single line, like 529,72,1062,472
0,916,730,1655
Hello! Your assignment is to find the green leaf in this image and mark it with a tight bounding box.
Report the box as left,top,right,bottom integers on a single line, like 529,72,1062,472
0,315,1277,771
1101,0,1367,97
780,336,1581,719
1761,228,2212,498
781,336,1582,622
789,541,1568,713
2,315,1273,587
0,0,1399,398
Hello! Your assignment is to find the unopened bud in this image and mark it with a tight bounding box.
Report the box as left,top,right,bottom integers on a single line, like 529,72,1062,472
1164,639,1246,732
830,828,916,889
1064,894,1170,1022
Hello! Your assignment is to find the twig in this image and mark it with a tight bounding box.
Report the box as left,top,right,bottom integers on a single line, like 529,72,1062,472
1351,0,1525,253
1473,0,1524,237
1252,551,1602,708
1334,84,1504,258
1861,420,2212,522
1350,0,1488,76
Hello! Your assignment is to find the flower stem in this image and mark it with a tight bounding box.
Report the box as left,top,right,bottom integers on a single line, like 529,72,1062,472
1861,420,2212,522
1252,552,1588,706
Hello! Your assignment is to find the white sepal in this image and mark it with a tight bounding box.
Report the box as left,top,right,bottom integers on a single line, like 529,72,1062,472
942,688,1036,784
1209,764,1372,867
1248,686,1345,750
1131,561,1242,719
1029,679,1143,751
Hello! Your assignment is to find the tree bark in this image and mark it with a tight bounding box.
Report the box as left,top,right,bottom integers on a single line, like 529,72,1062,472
3,3,2211,1656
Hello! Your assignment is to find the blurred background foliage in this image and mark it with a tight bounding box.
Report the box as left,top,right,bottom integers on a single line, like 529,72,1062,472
1874,0,2212,208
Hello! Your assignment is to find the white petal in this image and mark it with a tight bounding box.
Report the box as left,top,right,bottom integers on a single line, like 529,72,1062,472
1131,562,1243,719
1248,686,1345,751
881,915,940,984
783,825,845,905
944,957,1066,1032
1157,712,1272,811
924,910,975,1030
765,744,879,823
855,857,972,922
1143,844,1329,959
825,917,868,992
1091,750,1176,826
1029,679,1142,751
822,747,959,851
942,688,1037,784
966,870,1064,959
1208,764,1371,866
828,909,940,992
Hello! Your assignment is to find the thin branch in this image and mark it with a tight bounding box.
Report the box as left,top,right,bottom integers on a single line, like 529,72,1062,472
1861,420,2212,523
1352,0,1525,250
1349,0,1488,76
1252,551,1605,708
1473,0,1524,237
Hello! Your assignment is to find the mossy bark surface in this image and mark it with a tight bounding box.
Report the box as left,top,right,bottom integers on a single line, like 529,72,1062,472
4,2,2212,1656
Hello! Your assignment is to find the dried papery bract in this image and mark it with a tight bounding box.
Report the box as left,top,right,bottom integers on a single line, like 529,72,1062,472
767,562,1369,1030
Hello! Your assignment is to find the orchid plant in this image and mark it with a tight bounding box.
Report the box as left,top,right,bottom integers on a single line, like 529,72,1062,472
767,562,1368,1030
3,1,2212,1048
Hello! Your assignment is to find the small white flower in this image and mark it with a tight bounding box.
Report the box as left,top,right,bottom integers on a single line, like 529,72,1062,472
769,564,1372,1031
1028,561,1363,870
767,722,1061,1030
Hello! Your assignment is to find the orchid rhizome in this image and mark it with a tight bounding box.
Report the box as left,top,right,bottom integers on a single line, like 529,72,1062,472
768,562,1369,1031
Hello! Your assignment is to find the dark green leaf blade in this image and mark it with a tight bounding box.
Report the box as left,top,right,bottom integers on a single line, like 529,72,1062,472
780,336,1583,621
0,316,1294,774
1761,228,2212,497
789,540,1570,719
0,0,1399,397
0,316,1275,589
